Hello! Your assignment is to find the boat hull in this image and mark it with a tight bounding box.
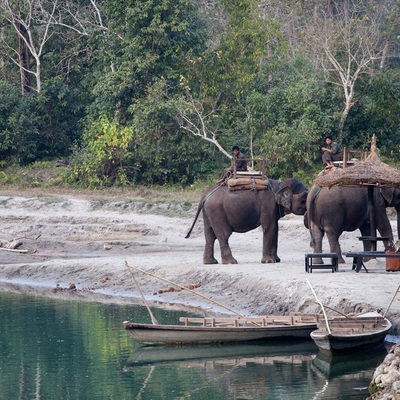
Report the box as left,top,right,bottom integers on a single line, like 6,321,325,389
124,322,317,345
310,312,392,355
310,329,390,355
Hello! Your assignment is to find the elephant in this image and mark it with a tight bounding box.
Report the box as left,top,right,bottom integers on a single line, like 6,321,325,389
305,185,398,263
185,178,308,264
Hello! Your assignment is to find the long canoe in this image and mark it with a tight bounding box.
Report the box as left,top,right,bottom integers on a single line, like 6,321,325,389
123,313,323,345
310,311,392,355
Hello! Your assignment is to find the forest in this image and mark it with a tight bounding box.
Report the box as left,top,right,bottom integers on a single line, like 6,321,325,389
1,0,399,187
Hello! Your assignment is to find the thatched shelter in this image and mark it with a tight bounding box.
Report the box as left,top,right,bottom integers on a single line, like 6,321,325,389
314,135,400,188
313,135,400,249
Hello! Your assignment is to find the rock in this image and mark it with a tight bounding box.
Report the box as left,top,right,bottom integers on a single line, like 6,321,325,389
367,342,400,399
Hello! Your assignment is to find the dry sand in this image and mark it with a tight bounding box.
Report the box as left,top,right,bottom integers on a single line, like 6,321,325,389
0,190,399,336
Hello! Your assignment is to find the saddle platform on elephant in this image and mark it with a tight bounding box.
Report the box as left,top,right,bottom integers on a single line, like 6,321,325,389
227,176,269,191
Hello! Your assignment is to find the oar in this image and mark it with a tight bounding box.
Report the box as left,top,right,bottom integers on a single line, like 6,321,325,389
125,262,159,325
306,279,331,334
383,284,400,317
125,261,245,318
312,302,350,318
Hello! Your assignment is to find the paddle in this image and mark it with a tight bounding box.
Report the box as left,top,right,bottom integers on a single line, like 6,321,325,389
383,284,400,318
126,262,159,325
306,279,331,334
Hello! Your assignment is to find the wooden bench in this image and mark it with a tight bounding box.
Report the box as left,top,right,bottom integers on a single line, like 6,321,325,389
332,147,369,168
305,253,339,273
343,251,400,273
179,313,323,327
357,236,391,252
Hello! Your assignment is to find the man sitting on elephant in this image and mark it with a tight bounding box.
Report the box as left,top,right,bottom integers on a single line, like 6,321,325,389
232,145,247,172
322,136,342,169
217,145,248,183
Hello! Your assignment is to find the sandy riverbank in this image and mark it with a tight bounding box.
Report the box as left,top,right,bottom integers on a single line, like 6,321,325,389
0,190,399,333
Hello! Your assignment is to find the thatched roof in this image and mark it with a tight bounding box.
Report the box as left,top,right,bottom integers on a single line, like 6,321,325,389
314,135,400,188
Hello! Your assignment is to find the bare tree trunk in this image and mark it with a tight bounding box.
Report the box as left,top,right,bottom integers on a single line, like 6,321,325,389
380,40,389,70
338,104,351,134
17,23,30,95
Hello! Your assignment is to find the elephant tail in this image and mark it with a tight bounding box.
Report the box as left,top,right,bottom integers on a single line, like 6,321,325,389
307,187,321,246
185,185,222,238
185,202,203,238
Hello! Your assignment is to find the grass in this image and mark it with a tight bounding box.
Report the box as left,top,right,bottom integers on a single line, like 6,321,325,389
0,163,207,204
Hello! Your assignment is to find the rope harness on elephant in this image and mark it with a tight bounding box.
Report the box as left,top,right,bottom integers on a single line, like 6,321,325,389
314,187,322,199
203,185,223,206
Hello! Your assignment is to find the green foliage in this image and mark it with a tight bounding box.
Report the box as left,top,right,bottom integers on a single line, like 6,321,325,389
89,0,207,119
344,70,400,158
0,81,22,156
0,79,88,164
1,0,400,187
67,116,134,187
126,79,225,185
250,58,337,178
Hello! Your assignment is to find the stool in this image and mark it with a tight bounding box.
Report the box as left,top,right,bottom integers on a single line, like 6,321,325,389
305,253,339,273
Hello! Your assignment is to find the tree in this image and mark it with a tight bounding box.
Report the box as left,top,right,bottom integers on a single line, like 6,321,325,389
68,115,134,186
0,0,106,94
176,0,285,160
89,0,207,119
299,0,400,133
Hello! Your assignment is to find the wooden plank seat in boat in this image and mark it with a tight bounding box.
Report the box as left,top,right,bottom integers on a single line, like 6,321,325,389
317,317,386,333
317,326,382,334
179,313,322,328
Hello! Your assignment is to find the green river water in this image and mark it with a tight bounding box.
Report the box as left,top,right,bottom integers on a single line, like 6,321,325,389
0,291,388,400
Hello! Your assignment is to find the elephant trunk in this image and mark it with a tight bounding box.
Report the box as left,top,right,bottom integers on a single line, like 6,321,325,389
396,206,400,241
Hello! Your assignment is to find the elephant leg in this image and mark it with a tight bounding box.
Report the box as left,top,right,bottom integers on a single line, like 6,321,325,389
203,227,218,264
218,239,238,264
261,221,279,263
325,231,345,263
309,222,324,264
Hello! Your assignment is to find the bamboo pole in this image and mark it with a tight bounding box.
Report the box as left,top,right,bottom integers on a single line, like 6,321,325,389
383,284,400,317
0,247,28,253
125,261,245,317
313,302,350,318
125,262,159,325
306,279,331,334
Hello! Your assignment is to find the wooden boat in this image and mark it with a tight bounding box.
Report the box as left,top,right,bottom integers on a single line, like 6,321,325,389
123,313,323,345
310,311,392,355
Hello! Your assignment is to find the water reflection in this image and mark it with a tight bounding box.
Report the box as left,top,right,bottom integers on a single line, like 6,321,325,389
0,291,388,400
124,341,387,400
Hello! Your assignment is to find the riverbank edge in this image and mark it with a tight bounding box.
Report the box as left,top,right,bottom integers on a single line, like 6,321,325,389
0,266,399,400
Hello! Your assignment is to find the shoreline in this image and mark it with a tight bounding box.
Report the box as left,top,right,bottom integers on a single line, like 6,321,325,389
1,191,399,399
0,192,399,332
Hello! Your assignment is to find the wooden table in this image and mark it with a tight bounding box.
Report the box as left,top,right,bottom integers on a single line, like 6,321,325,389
357,236,391,252
343,251,400,273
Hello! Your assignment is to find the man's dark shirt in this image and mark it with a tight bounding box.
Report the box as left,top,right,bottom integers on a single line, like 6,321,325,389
234,152,247,171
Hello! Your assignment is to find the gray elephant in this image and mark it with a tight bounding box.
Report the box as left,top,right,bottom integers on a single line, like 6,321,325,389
186,178,308,264
305,185,396,263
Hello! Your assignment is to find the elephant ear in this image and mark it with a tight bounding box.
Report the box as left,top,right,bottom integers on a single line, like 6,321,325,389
275,186,292,211
292,191,308,215
380,187,395,206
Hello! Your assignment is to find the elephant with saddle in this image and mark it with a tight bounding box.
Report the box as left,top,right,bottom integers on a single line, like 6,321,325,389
305,185,400,263
186,178,308,264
